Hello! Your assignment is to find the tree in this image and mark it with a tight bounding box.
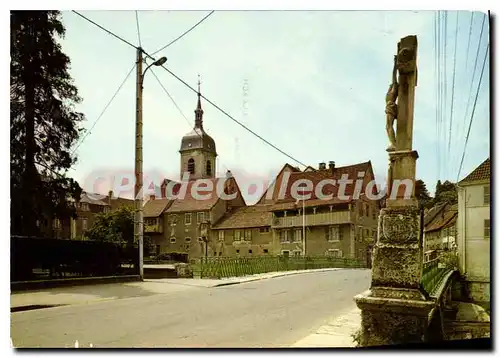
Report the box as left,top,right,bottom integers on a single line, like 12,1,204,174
415,179,432,209
85,206,154,254
11,11,85,236
431,180,457,206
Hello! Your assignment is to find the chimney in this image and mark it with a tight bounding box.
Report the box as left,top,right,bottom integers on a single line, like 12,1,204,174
328,161,335,173
108,190,113,205
149,194,155,201
319,162,326,170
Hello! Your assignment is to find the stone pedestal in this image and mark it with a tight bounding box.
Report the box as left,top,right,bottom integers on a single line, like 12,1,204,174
387,150,418,207
354,203,433,346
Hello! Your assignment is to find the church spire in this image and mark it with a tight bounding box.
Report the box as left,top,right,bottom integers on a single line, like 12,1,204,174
194,74,204,129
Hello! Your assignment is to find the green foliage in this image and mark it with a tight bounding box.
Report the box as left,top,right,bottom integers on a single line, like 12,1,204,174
440,251,459,270
86,206,154,252
10,11,85,236
429,180,457,207
415,179,432,209
86,206,134,244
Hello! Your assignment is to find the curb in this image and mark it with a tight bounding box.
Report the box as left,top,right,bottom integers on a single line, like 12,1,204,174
11,275,141,292
213,268,342,287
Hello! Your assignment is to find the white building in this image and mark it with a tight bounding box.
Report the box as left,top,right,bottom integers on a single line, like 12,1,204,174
457,158,490,303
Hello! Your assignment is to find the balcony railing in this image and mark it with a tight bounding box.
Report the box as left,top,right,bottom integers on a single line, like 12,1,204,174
272,211,351,228
144,223,163,233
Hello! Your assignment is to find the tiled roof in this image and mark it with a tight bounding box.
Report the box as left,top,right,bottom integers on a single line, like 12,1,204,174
166,177,239,213
423,202,447,226
257,163,302,204
108,196,134,210
212,205,273,229
143,199,172,218
274,161,374,204
459,158,490,184
80,192,109,206
424,203,458,233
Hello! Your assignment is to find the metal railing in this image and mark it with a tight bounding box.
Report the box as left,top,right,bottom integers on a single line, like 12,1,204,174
421,257,451,296
193,255,367,279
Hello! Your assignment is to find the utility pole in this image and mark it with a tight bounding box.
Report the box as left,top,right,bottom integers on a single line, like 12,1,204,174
302,198,306,256
135,47,144,280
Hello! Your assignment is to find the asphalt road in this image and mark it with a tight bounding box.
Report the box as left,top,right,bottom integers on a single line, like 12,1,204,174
11,269,371,348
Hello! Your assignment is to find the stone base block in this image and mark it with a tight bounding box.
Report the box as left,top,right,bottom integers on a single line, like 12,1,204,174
355,290,434,346
387,150,418,203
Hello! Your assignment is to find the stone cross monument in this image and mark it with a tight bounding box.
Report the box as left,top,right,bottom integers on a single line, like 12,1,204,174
354,35,434,346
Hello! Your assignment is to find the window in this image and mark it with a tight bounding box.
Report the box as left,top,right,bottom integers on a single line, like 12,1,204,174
259,227,270,233
82,218,88,231
218,231,225,241
263,249,269,254
104,206,110,213
198,237,204,242
484,219,490,239
293,251,302,257
244,230,252,241
185,213,192,225
187,158,195,174
358,203,363,217
328,249,342,258
234,230,241,241
484,185,490,205
53,218,61,229
170,237,176,244
372,206,376,220
327,226,340,242
169,214,177,226
236,249,240,254
294,229,302,242
185,237,191,243
197,212,205,223
206,160,212,176
365,204,370,218
145,218,156,226
81,203,89,211
281,250,290,257
280,230,289,243
248,249,253,254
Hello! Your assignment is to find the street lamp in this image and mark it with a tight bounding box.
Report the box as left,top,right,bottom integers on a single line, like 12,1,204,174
135,49,167,280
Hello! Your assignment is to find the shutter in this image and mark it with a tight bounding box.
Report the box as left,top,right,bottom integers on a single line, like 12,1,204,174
325,226,330,241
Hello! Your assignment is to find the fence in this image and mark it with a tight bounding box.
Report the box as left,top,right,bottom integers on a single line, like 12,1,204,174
193,256,367,279
421,257,450,295
11,236,139,282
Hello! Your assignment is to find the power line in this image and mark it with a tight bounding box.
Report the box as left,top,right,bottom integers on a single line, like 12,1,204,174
71,10,309,168
443,10,449,176
154,62,308,168
151,11,215,56
434,11,440,182
135,11,142,48
456,43,489,182
464,12,475,72
460,13,486,159
149,67,195,130
447,11,459,175
72,10,138,50
72,64,136,154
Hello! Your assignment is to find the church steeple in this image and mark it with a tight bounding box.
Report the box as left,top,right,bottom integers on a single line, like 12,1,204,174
194,74,204,129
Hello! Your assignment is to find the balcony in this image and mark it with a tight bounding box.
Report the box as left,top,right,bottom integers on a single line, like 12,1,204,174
144,219,163,234
272,211,351,228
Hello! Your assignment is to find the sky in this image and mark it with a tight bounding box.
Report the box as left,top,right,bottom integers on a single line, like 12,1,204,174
59,10,490,203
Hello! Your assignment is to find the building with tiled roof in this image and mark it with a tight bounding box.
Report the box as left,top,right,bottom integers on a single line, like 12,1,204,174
209,205,274,256
423,202,458,261
208,160,380,263
457,157,491,304
459,158,490,185
142,88,247,259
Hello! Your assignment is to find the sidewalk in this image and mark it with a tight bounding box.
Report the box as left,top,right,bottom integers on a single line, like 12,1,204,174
291,307,361,348
11,268,343,310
